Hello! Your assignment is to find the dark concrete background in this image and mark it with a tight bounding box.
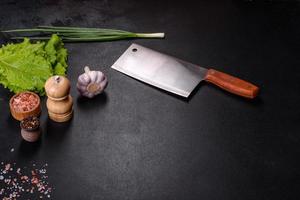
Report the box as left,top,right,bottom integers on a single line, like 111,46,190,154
0,0,299,199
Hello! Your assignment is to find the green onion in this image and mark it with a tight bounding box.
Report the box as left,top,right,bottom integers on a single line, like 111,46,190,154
2,26,165,42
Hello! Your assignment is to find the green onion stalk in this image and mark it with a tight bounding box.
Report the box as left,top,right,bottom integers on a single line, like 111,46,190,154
2,26,165,42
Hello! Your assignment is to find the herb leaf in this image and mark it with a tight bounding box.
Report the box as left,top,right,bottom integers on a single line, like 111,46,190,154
0,34,68,95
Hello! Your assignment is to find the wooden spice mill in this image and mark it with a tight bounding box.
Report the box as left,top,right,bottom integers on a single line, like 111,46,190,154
45,75,73,122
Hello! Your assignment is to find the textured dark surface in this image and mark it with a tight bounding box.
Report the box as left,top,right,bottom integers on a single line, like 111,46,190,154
0,0,300,200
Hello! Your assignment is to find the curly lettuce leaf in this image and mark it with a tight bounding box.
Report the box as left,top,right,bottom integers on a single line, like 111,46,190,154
45,34,68,75
0,34,68,95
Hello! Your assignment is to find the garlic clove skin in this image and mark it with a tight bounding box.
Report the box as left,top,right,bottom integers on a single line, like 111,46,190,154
77,66,108,98
95,71,105,83
87,93,95,98
78,73,90,86
76,83,86,93
89,71,98,83
99,76,108,90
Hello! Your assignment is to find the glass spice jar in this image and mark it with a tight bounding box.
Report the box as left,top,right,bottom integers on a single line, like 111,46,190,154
20,116,41,142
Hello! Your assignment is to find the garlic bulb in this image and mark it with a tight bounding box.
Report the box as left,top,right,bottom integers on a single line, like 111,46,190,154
77,66,108,98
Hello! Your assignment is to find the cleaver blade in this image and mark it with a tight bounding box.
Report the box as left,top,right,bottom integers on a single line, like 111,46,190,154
111,44,259,99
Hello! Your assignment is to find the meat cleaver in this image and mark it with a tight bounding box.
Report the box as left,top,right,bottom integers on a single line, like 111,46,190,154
111,44,259,99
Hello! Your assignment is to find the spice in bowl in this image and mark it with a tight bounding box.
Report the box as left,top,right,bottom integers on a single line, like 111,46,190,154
9,91,41,121
20,116,41,142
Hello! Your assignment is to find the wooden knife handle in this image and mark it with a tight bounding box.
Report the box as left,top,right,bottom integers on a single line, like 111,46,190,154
205,69,259,99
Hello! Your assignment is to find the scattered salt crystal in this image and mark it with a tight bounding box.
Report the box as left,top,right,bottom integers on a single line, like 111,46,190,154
0,162,52,199
5,163,11,171
32,170,37,176
31,177,39,184
20,175,28,181
5,179,11,184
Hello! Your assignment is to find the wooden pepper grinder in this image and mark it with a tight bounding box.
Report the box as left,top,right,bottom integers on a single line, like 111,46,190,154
45,75,73,122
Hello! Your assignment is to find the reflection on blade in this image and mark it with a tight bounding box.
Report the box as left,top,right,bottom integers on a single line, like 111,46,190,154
112,44,207,97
